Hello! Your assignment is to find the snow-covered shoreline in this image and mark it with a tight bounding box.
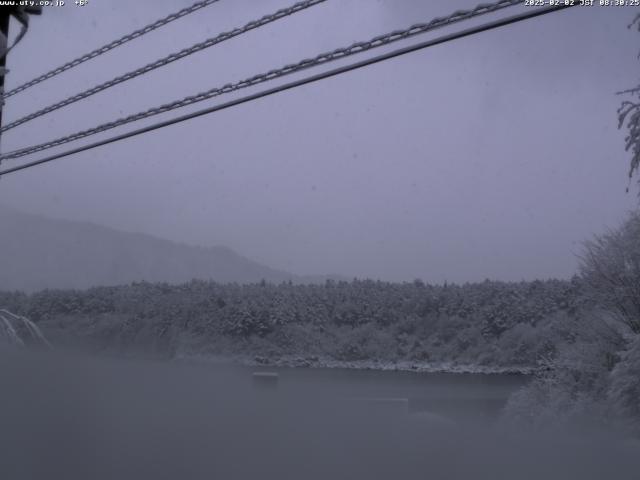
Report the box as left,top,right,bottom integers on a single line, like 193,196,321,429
175,353,538,375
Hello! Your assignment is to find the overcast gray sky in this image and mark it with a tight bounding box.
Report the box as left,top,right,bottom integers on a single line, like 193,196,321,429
0,0,638,282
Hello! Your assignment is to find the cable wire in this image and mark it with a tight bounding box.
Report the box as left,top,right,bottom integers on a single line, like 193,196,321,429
2,0,221,99
0,0,326,134
0,0,522,161
0,3,577,178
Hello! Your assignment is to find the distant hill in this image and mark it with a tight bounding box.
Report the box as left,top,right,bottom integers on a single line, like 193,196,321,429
0,206,338,292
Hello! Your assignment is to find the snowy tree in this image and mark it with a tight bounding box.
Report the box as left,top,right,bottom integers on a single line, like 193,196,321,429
619,14,640,188
608,335,640,434
579,210,640,333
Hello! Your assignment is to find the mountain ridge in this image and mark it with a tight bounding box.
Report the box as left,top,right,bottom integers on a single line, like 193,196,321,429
0,205,342,292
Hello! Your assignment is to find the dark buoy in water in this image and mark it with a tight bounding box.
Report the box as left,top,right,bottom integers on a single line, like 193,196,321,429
252,371,279,389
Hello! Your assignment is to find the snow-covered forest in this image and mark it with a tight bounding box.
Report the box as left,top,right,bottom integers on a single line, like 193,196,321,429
0,276,586,371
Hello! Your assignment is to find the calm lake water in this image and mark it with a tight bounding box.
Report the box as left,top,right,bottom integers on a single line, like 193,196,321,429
249,365,530,422
1,350,637,480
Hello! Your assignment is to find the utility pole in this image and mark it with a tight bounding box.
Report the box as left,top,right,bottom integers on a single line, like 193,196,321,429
0,6,41,156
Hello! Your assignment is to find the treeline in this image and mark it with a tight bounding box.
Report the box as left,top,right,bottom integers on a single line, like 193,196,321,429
0,277,590,370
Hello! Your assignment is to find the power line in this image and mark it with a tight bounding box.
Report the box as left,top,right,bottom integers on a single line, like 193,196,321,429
0,0,522,162
0,3,577,179
1,0,221,100
0,0,326,134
